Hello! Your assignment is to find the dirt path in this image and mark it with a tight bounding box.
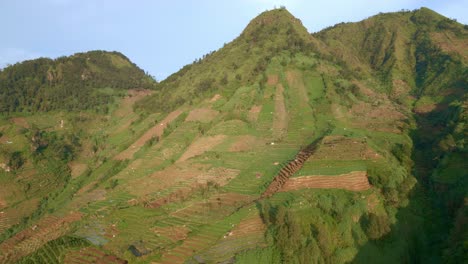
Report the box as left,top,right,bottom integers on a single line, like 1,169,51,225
115,109,183,160
177,135,227,162
281,171,370,192
272,84,288,140
286,70,309,105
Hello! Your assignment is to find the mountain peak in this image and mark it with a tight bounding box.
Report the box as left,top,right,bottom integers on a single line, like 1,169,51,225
240,8,310,42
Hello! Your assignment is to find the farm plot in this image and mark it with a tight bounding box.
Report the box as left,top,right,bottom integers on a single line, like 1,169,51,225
124,164,239,198
272,83,288,140
0,212,82,263
157,205,252,264
196,209,266,263
308,135,380,161
185,108,219,123
281,171,371,192
64,246,127,264
115,109,183,160
170,192,255,223
177,135,227,163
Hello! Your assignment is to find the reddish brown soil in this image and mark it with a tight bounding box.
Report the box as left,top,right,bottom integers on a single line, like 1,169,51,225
126,165,239,197
267,74,279,86
348,101,406,133
391,79,411,98
431,32,468,61
68,162,88,178
414,103,438,114
248,105,262,122
229,135,262,152
177,135,226,162
152,225,190,242
273,84,288,139
185,108,219,123
115,109,183,160
64,247,127,264
281,171,371,192
262,142,318,198
114,89,152,118
10,117,29,128
309,135,380,160
0,212,82,263
209,94,222,102
286,70,309,104
170,192,255,221
228,213,265,239
0,198,6,209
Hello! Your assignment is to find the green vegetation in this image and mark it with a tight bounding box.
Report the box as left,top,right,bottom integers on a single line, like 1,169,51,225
0,7,466,264
0,50,155,113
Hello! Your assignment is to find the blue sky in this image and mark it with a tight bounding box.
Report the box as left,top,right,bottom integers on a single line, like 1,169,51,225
1,0,467,80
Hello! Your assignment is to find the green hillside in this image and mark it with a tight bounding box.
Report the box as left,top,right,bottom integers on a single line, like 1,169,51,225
0,50,155,113
0,7,466,264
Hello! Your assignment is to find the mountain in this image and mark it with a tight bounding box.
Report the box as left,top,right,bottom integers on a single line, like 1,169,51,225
0,50,155,113
0,7,466,264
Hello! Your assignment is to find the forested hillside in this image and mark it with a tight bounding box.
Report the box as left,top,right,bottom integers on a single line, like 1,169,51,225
0,50,155,113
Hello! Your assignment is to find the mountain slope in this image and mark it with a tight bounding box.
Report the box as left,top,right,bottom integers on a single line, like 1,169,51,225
0,50,155,113
0,7,466,264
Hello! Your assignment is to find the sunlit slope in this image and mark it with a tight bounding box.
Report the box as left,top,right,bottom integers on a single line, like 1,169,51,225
0,7,466,264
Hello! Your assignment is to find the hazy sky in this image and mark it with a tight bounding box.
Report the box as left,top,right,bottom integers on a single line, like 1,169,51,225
1,0,467,80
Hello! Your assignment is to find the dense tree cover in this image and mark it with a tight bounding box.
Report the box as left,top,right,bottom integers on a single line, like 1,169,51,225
0,50,155,113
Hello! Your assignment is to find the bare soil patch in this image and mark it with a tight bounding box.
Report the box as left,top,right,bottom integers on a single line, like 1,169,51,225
228,213,265,239
210,94,222,102
248,105,262,122
68,162,88,178
115,109,182,160
114,89,152,118
309,135,380,160
267,74,279,86
281,171,370,192
171,192,254,221
64,247,127,264
10,117,29,128
431,32,468,61
185,108,219,123
414,103,438,114
229,135,263,152
391,79,411,98
0,197,6,209
0,212,82,263
348,101,406,133
152,225,190,242
126,165,239,197
286,70,309,104
272,84,288,139
177,135,227,162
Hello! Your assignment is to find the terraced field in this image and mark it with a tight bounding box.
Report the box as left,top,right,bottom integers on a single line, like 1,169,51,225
281,171,371,192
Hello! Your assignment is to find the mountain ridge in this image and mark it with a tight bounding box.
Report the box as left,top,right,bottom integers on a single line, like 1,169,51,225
0,7,466,264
